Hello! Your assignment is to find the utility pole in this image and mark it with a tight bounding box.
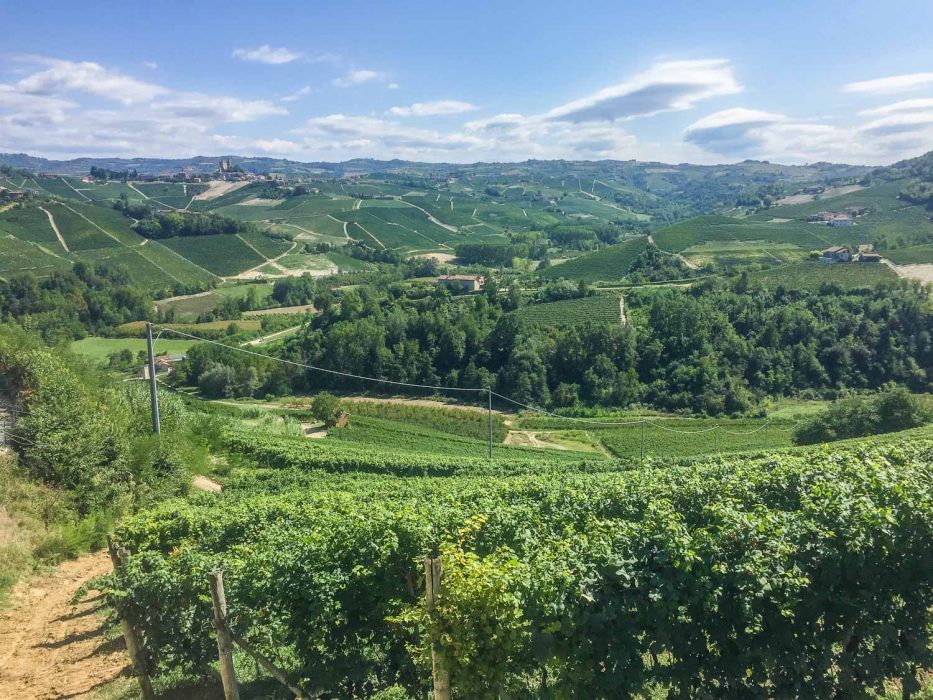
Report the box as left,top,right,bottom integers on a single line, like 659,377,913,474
145,322,160,435
487,388,493,460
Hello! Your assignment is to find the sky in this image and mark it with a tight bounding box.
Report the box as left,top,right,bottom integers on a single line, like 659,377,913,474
2,0,933,165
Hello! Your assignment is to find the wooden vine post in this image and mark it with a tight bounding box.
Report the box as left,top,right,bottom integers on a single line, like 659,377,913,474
107,537,156,700
424,557,451,700
208,569,241,700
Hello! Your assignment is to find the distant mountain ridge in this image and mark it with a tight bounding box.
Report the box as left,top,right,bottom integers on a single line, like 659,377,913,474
0,151,886,180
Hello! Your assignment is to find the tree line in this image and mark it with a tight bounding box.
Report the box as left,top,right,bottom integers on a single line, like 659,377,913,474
177,276,931,415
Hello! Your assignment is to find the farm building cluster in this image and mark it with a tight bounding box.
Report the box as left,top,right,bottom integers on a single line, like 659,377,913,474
0,187,26,202
819,246,881,264
807,206,867,227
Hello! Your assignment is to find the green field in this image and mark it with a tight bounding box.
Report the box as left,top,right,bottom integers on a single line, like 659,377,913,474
746,260,898,290
513,294,624,326
337,206,455,251
0,206,59,246
538,235,649,282
0,234,71,277
69,336,196,362
681,240,808,267
159,234,266,276
885,243,933,265
652,215,852,253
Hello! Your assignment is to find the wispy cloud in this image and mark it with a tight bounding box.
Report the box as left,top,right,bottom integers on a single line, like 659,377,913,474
545,59,742,123
859,98,933,116
843,72,933,94
232,45,303,65
281,85,311,103
332,69,391,88
142,61,158,70
388,100,478,117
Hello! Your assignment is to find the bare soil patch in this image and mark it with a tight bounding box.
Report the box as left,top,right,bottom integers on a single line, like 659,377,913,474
191,180,250,202
0,552,129,699
891,263,933,284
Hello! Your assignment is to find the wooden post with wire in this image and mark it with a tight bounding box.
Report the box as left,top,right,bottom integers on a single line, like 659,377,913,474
145,321,160,435
107,536,156,700
424,557,451,700
208,570,241,700
487,387,493,460
640,420,646,460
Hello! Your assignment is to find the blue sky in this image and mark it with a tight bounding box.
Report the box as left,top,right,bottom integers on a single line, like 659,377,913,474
2,0,933,164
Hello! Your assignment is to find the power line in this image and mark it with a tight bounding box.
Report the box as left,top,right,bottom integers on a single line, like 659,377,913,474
156,325,485,394
154,324,804,438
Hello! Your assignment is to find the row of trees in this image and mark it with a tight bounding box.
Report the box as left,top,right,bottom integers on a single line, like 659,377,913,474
177,276,931,415
133,212,257,239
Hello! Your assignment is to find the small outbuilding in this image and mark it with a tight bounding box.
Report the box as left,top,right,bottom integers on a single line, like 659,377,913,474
437,274,485,292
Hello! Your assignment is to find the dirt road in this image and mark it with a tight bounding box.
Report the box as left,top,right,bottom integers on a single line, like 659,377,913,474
38,206,69,252
0,552,129,699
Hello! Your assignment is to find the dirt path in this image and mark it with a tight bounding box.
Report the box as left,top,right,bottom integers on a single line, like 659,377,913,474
398,199,459,233
126,182,150,201
648,234,699,270
240,324,303,347
0,552,129,699
504,430,570,450
38,206,69,252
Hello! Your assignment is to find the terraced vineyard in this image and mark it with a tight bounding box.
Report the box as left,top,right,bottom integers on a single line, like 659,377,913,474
538,235,649,282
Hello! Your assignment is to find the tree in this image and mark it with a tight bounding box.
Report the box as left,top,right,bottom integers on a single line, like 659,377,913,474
198,363,236,399
310,392,344,425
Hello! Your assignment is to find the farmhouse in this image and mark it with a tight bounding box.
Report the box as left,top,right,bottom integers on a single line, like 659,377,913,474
808,211,836,222
437,274,485,292
140,353,187,380
819,246,852,263
858,253,882,263
0,188,25,201
828,214,853,227
844,205,867,216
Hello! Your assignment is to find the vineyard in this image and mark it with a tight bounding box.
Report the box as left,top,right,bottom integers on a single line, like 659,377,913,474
512,294,624,326
538,235,649,282
105,433,933,698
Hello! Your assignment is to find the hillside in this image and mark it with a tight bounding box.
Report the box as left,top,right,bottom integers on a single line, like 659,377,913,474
538,235,650,282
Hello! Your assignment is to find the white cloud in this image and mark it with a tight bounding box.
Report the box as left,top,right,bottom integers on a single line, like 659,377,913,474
232,45,303,65
16,57,167,105
332,69,388,87
281,85,312,103
0,56,288,159
843,72,933,95
684,102,933,164
545,59,742,123
388,100,479,117
142,61,158,70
